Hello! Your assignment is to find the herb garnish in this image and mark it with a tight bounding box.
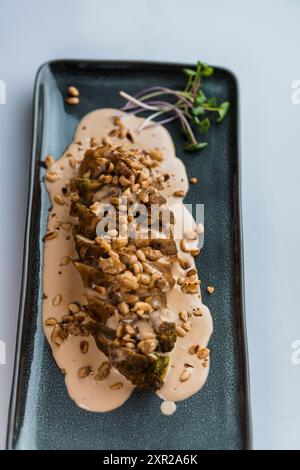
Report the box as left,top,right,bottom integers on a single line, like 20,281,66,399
119,61,229,152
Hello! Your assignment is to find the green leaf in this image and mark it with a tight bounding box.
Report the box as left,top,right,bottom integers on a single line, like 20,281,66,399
217,102,229,122
192,106,205,116
197,61,214,77
184,142,208,152
199,117,211,134
206,97,218,107
183,68,197,77
202,66,214,77
195,90,207,105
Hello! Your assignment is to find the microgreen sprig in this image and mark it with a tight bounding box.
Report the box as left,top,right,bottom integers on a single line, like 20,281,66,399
119,61,229,152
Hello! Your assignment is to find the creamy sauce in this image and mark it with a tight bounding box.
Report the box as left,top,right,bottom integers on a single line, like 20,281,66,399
42,108,213,412
160,401,177,416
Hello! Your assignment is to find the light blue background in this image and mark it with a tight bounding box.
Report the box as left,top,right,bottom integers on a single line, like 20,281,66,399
1,0,300,450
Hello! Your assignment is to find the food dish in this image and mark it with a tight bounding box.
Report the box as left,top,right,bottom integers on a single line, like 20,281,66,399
7,61,251,450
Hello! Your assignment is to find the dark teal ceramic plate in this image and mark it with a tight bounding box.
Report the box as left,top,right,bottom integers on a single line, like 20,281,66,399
7,60,251,450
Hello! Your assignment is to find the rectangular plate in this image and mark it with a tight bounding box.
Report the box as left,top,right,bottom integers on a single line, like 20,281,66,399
7,60,251,450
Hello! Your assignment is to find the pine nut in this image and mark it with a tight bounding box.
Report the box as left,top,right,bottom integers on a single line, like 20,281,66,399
54,194,65,205
180,370,191,382
65,97,80,105
77,366,91,378
80,341,89,354
45,155,54,168
68,86,80,97
176,326,186,337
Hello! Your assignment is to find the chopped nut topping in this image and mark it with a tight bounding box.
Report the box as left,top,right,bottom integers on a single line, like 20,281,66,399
179,258,191,270
118,270,139,290
51,324,68,346
45,317,58,326
126,130,135,143
60,256,72,266
124,324,135,335
149,149,164,161
118,301,129,315
179,310,188,322
180,239,191,253
70,191,79,201
46,171,60,182
186,268,197,277
80,340,89,354
142,332,156,340
181,279,200,294
95,361,111,380
60,222,72,230
65,96,80,105
182,321,191,332
207,286,215,295
110,382,124,390
176,326,186,337
132,261,142,275
77,366,91,378
67,303,81,313
68,86,80,97
177,277,185,286
191,248,200,257
62,314,73,323
132,301,153,314
45,155,55,168
101,135,111,145
192,308,203,317
54,194,65,205
180,369,191,382
90,137,99,147
137,339,157,354
173,190,185,197
116,325,124,338
188,344,199,355
52,293,62,307
198,347,210,360
69,158,76,169
98,255,126,275
43,231,58,241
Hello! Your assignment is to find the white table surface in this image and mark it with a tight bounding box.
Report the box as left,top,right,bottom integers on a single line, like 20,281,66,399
1,0,300,450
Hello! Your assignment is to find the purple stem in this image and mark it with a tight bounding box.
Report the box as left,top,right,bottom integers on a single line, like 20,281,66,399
145,101,194,135
122,86,193,111
143,115,178,128
121,97,197,143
